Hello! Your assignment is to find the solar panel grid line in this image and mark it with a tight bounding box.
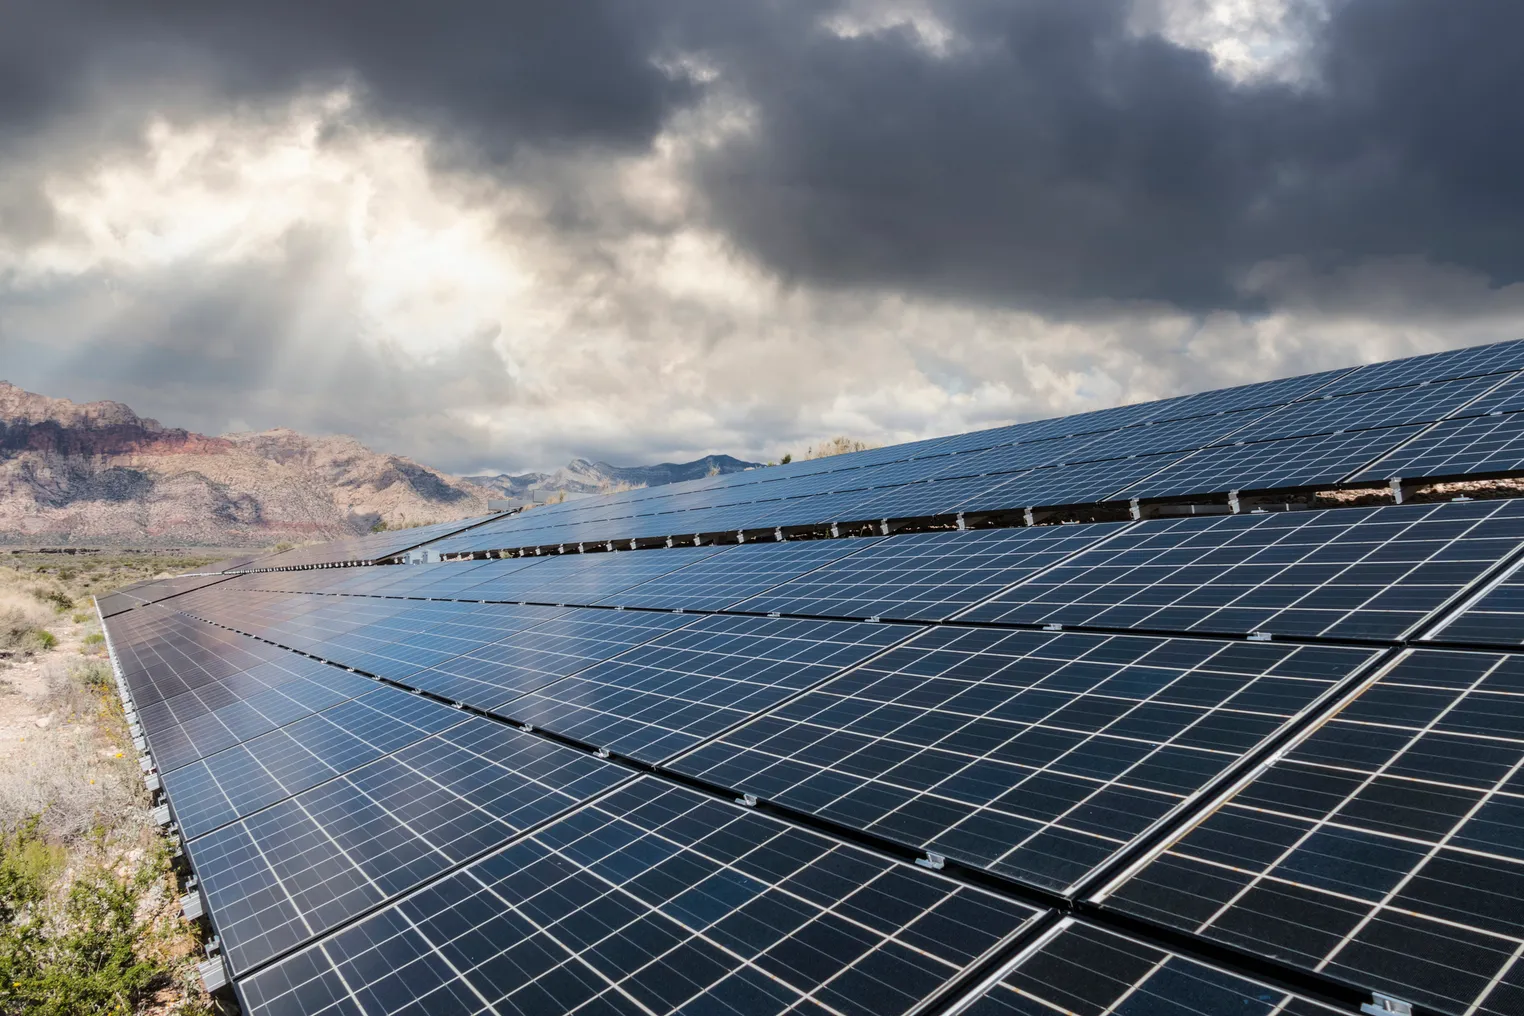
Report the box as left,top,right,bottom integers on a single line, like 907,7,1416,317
234,777,1043,1016
1061,644,1403,905
1320,338,1524,398
1082,648,1407,906
198,743,641,978
940,520,1145,626
161,685,470,842
1320,370,1524,483
945,917,1356,1016
1333,415,1448,485
960,499,1524,645
670,628,1381,898
1095,647,1524,1016
1308,749,1524,981
937,912,1069,1016
1417,537,1524,648
545,616,931,767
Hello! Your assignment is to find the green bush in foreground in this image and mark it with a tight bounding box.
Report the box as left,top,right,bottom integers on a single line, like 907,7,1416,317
0,820,185,1016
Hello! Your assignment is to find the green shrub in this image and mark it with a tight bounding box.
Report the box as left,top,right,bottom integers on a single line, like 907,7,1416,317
0,820,170,1016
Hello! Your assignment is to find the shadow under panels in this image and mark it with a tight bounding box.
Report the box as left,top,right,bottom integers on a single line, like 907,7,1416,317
1094,648,1524,1016
670,624,1379,894
236,777,1042,1016
963,497,1524,641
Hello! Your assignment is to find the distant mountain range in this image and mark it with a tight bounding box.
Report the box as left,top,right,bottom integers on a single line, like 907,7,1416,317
0,381,759,546
464,454,761,502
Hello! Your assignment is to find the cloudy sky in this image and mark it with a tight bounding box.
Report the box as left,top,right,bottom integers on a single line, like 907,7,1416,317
3,0,1522,475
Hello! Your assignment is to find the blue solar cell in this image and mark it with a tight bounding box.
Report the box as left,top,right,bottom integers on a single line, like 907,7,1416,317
732,525,1126,621
189,715,630,974
1354,411,1524,482
1323,339,1524,396
1230,374,1506,444
671,626,1374,891
1118,425,1425,499
162,685,465,840
954,919,1341,1016
236,778,1040,1016
405,607,697,711
591,537,883,611
500,614,919,763
963,498,1524,640
1098,648,1524,1016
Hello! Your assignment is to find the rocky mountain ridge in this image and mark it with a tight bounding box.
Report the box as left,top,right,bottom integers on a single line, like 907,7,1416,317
0,382,759,546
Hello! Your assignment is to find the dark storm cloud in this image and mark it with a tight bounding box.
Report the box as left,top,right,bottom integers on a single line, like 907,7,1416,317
686,0,1524,310
5,0,1524,311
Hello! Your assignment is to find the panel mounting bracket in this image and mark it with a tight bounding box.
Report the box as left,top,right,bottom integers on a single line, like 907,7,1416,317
1227,489,1241,514
915,852,945,870
737,794,758,807
1360,992,1413,1016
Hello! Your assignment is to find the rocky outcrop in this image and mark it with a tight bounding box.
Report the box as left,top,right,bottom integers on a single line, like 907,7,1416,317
0,382,492,546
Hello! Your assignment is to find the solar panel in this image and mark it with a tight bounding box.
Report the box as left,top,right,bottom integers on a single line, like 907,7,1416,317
405,607,698,711
1322,339,1524,396
96,571,236,616
1094,648,1524,1016
1229,374,1507,444
670,625,1377,892
161,685,466,840
962,499,1524,640
236,777,1041,1016
1117,425,1425,500
94,339,1524,1016
731,525,1128,622
591,537,883,611
499,614,920,763
1426,551,1524,648
188,715,631,974
949,918,1341,1016
140,656,375,772
1462,373,1524,417
1145,365,1353,421
1352,410,1524,483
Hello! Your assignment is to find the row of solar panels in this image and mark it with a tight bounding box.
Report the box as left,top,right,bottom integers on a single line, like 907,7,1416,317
228,338,1524,571
353,344,1524,563
102,491,1524,1016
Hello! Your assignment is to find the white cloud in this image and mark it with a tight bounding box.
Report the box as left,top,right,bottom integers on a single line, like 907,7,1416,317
4,84,1522,477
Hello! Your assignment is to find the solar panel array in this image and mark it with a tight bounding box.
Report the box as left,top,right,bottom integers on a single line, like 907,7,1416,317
403,339,1524,561
99,339,1524,1016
